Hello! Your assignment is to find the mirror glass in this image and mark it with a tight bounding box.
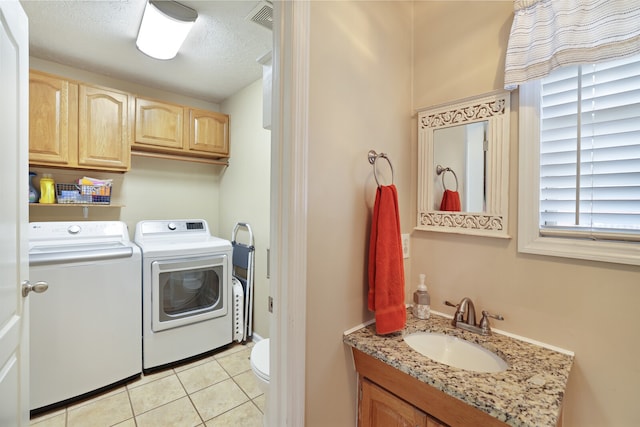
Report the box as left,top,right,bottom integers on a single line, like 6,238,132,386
416,90,510,238
432,121,487,212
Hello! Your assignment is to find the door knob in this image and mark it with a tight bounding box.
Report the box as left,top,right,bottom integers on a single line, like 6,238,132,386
22,280,49,297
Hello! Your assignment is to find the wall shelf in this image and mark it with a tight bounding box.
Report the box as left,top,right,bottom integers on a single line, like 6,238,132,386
29,203,124,219
29,204,124,208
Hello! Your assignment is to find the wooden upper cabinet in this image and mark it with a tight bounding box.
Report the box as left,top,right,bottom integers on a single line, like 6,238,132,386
78,84,131,170
30,70,229,169
134,97,185,149
29,70,131,172
29,72,77,166
132,97,230,163
189,108,229,156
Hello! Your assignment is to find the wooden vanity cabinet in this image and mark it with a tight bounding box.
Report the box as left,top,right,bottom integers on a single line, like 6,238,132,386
132,97,229,162
361,377,445,427
29,70,131,172
352,348,508,427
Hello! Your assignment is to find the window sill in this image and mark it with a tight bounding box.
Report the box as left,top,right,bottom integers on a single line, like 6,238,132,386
518,233,640,266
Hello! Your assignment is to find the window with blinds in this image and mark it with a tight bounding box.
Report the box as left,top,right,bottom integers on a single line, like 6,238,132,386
539,54,640,241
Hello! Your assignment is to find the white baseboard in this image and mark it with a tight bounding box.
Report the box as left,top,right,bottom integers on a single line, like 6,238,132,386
252,332,265,342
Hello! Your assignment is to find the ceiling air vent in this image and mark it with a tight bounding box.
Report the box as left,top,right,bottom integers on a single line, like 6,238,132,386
246,0,273,31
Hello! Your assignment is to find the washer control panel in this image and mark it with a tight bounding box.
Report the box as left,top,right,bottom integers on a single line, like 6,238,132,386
29,221,130,242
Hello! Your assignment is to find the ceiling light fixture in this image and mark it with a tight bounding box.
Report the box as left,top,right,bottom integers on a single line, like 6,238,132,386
136,0,198,60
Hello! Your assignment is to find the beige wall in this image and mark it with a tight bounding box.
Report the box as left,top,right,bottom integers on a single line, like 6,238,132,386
412,2,640,427
220,79,271,339
305,1,413,425
119,156,222,236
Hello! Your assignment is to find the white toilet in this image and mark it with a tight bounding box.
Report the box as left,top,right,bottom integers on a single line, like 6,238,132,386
251,337,270,423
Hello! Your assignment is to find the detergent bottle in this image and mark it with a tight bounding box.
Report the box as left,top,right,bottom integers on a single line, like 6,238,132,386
29,171,39,203
39,174,56,204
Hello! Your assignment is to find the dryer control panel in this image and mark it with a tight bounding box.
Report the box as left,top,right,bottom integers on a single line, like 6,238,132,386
136,220,208,236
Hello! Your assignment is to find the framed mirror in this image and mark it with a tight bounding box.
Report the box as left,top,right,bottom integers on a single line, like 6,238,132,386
416,90,510,238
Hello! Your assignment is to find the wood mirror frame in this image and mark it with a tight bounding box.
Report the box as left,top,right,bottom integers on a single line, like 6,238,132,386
416,90,511,238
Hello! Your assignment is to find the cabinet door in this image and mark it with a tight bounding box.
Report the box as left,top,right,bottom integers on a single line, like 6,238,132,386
29,72,77,166
78,85,130,171
188,108,229,156
360,378,429,427
134,97,185,149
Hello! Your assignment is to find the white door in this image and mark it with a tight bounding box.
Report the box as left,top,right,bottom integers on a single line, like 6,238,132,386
0,1,30,426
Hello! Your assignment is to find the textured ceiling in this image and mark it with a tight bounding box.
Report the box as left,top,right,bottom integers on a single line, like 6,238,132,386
20,0,273,104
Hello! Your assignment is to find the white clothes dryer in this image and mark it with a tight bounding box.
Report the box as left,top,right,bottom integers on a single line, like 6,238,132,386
134,219,233,372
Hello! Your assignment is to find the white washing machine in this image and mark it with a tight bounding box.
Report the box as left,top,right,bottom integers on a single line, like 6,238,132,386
134,219,233,372
28,221,141,413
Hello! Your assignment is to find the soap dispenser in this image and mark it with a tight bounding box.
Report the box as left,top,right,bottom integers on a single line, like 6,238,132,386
412,273,430,319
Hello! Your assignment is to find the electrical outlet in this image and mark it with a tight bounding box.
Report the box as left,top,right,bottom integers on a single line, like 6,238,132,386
401,233,410,258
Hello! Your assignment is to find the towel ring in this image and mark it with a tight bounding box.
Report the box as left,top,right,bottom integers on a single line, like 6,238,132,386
368,150,394,186
436,164,459,192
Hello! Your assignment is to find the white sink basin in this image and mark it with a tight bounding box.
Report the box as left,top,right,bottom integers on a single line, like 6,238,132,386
404,332,508,373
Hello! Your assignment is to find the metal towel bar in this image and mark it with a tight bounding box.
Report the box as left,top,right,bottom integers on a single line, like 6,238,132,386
368,150,394,186
436,164,459,192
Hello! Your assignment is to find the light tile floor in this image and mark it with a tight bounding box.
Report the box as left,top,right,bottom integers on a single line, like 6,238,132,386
30,342,264,427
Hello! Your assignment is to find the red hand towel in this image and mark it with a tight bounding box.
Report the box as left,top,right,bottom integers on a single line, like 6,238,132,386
368,185,406,335
440,189,461,211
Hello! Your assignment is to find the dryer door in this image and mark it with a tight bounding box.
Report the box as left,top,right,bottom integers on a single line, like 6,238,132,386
151,254,228,332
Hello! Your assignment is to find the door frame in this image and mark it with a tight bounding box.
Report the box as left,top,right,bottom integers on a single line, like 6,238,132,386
268,1,310,425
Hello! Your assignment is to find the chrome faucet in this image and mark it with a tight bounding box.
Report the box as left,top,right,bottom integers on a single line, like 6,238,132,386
445,298,503,335
446,297,476,328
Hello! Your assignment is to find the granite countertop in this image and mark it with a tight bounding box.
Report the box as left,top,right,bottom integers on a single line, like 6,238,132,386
343,309,573,427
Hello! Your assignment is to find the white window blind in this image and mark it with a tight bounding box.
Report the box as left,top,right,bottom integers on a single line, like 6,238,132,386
539,54,640,241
